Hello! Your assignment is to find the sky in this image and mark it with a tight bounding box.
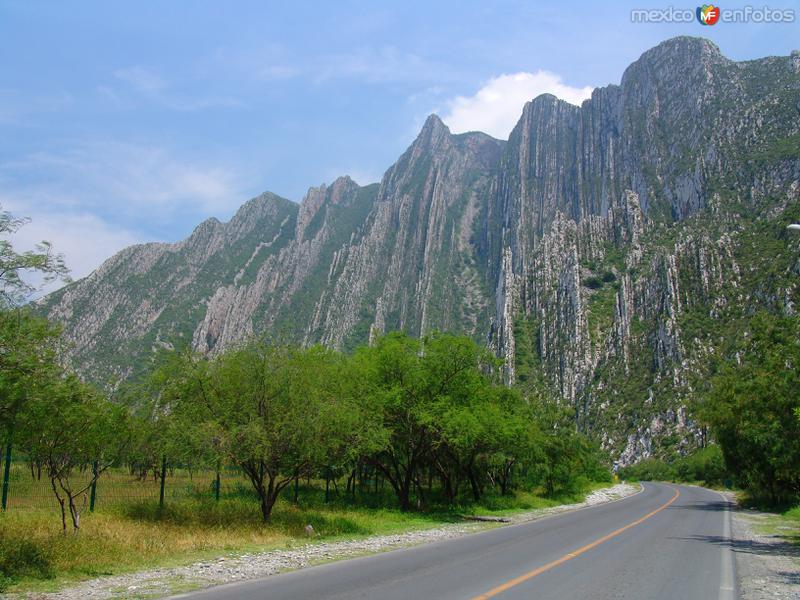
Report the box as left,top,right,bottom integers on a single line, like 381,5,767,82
1,0,798,293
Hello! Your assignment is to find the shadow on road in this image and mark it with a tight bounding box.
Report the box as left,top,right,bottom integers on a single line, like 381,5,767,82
683,534,800,559
671,529,799,588
667,500,732,512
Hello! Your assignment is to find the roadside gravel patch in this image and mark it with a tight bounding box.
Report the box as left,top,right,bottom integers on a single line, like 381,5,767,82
13,483,639,600
728,498,800,600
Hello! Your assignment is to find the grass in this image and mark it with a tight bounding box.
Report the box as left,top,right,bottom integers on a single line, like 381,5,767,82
0,499,442,593
735,500,800,554
0,466,611,594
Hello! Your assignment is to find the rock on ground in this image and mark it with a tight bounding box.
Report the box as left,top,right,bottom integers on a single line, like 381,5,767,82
728,499,800,600
14,484,639,600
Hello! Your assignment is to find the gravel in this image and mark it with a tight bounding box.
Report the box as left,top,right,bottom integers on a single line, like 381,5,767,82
727,496,800,600
13,483,638,600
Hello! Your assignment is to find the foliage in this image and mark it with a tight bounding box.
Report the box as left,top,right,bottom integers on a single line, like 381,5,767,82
152,343,379,521
618,446,729,486
0,204,69,308
0,310,62,436
697,312,800,503
618,458,676,482
19,376,129,532
673,445,727,486
139,332,610,518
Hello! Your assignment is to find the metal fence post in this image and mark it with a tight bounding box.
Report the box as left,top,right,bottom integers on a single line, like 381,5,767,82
159,455,167,508
1,439,11,511
89,460,98,512
214,462,221,502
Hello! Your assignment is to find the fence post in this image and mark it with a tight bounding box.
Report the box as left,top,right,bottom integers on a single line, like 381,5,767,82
159,455,167,508
214,461,221,502
89,460,98,512
1,439,11,511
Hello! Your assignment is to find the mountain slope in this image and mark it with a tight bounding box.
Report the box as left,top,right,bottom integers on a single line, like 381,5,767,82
40,37,800,463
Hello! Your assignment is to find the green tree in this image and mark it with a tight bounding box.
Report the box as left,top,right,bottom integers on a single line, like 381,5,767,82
158,343,374,521
0,310,62,434
356,332,502,509
0,204,70,505
20,376,128,531
698,312,800,503
0,204,69,308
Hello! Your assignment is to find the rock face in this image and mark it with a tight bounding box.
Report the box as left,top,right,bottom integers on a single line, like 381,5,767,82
39,37,800,463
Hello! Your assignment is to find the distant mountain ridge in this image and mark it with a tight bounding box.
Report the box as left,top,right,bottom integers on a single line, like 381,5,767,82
41,37,800,465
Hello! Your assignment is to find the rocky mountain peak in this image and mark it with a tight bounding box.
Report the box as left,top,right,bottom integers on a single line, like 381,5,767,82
412,114,451,150
296,176,363,241
620,36,727,92
38,38,800,465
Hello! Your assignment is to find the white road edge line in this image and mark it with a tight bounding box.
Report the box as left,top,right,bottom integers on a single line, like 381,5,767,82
717,490,736,600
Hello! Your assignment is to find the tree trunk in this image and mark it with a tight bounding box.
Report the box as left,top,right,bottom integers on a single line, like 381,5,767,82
68,493,85,532
260,492,276,522
468,469,481,502
50,478,67,533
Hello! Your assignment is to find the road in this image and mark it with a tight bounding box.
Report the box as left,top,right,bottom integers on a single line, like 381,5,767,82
176,483,736,600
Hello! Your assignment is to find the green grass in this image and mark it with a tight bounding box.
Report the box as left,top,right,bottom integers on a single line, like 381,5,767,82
746,504,800,550
0,496,447,593
0,468,612,594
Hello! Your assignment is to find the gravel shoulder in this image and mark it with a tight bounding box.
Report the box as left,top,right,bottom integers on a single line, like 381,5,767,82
727,494,800,600
13,483,638,600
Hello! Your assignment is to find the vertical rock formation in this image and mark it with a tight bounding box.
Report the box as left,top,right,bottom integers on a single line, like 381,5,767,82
39,37,800,462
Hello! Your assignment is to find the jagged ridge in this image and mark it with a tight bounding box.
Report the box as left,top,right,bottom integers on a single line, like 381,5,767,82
40,37,800,463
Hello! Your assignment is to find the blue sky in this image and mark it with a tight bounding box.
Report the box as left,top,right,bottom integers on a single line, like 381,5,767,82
1,0,798,291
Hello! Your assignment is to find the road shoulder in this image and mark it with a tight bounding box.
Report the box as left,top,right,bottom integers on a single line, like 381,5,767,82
13,484,638,600
727,494,800,599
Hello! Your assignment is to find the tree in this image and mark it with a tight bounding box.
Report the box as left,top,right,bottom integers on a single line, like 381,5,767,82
0,310,64,510
0,204,70,502
158,343,374,521
0,310,62,434
698,312,800,503
20,376,128,531
0,204,69,308
356,332,502,509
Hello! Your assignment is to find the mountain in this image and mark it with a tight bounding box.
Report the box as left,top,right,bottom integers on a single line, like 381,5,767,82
40,37,800,465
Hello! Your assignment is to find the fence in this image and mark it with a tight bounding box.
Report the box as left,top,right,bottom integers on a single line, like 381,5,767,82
0,453,250,513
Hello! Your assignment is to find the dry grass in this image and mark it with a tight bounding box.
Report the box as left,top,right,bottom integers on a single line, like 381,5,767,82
0,476,455,593
0,463,602,593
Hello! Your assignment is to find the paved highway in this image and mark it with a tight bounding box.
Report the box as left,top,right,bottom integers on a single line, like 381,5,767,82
176,483,736,600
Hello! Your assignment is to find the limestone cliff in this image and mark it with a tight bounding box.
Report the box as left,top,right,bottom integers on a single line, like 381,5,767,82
39,37,800,463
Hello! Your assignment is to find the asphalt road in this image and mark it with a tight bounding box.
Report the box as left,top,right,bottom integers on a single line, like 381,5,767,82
176,483,736,600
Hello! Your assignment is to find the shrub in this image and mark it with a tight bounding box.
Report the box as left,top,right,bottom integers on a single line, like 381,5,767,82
618,458,675,482
674,446,728,486
0,535,53,591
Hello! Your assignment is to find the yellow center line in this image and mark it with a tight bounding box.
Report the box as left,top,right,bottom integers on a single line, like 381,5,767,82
470,486,681,600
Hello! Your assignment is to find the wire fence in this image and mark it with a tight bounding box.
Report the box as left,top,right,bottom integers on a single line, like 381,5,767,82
0,455,252,513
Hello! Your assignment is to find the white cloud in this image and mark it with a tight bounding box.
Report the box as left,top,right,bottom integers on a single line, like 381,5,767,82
0,137,255,295
109,65,242,111
441,71,594,139
114,65,166,94
315,46,443,84
2,201,148,295
0,89,74,124
2,140,248,216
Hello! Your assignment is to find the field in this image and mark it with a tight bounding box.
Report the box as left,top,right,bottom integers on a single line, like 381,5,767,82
0,462,589,593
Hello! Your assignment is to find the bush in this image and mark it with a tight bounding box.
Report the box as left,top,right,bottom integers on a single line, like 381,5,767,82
673,446,728,486
0,535,53,591
618,458,675,482
618,447,730,487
